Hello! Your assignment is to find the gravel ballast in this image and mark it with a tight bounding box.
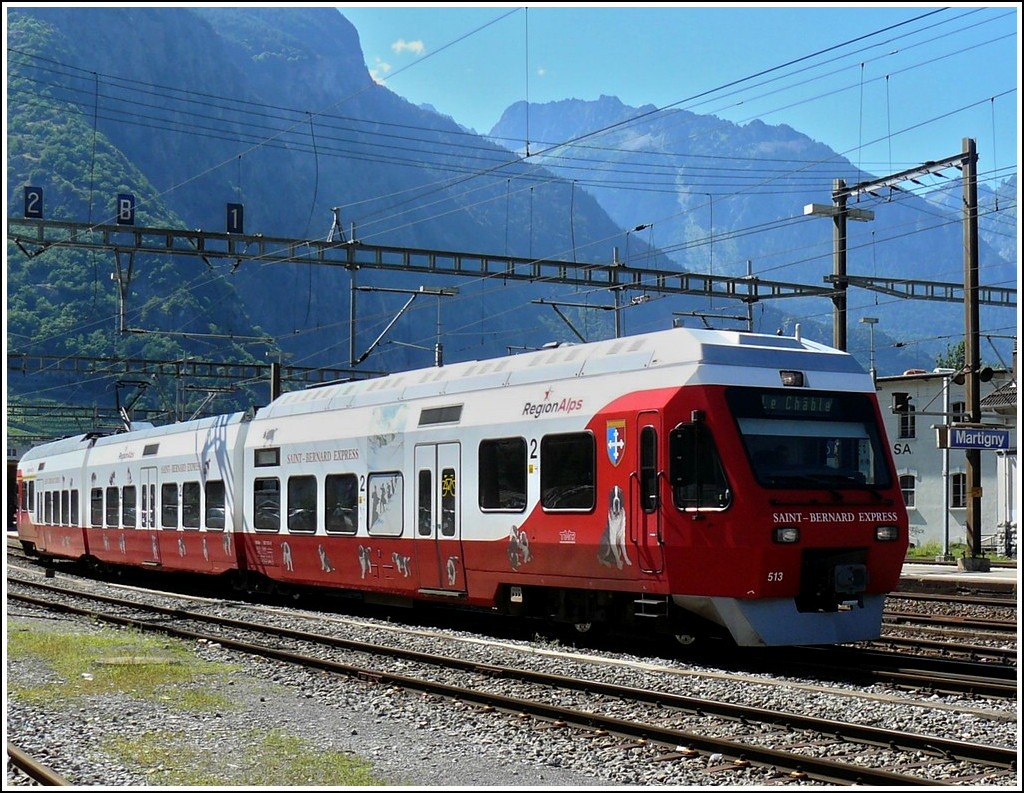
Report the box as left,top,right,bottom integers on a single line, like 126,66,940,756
5,568,1018,788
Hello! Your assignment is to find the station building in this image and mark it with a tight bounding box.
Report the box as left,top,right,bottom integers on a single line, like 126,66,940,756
873,362,1017,559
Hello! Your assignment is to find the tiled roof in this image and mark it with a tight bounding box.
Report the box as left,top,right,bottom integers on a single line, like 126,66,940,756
980,379,1017,409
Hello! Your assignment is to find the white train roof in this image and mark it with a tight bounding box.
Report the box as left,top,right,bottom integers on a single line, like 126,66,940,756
258,327,867,420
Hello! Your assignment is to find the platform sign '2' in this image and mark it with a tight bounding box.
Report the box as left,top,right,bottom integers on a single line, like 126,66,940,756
24,186,43,218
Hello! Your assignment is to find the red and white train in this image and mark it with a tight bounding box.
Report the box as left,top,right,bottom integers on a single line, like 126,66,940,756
15,326,909,647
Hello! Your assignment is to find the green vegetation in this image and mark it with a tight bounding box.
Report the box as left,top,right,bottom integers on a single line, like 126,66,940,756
7,620,389,785
906,541,1014,564
6,623,231,706
103,729,384,786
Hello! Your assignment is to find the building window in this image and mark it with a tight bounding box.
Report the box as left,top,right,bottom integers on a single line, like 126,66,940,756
898,406,916,439
950,401,966,423
900,474,916,508
951,472,967,509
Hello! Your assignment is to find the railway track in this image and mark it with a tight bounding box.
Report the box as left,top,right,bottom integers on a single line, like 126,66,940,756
7,573,1018,786
6,744,69,787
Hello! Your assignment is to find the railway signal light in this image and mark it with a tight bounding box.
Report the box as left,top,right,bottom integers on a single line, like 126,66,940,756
892,392,911,414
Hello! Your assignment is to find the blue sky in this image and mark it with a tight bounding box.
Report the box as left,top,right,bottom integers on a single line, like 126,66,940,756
339,3,1019,180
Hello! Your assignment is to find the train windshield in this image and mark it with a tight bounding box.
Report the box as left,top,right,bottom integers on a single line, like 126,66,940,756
726,387,892,489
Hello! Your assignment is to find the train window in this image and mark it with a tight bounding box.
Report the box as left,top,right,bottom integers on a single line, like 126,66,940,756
325,474,357,535
27,481,35,515
44,491,52,525
182,482,201,529
206,481,226,530
540,432,595,511
727,388,891,489
105,487,119,527
417,469,432,536
123,485,137,528
478,437,527,512
670,423,731,510
70,491,78,527
368,472,403,537
419,405,463,426
60,490,70,526
145,483,155,529
255,448,280,467
253,478,281,532
143,443,159,456
640,426,659,513
162,483,179,529
440,467,456,537
287,475,317,533
91,488,103,527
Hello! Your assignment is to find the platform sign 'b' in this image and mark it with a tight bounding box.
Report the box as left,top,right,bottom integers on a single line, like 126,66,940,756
117,194,135,225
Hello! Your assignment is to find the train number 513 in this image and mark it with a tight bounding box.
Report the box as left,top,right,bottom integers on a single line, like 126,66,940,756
767,571,784,582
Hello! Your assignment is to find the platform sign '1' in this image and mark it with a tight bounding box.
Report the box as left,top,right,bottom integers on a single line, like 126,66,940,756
227,203,244,234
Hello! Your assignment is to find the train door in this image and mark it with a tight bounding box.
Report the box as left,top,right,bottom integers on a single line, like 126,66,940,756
633,413,664,574
413,443,467,594
141,466,161,565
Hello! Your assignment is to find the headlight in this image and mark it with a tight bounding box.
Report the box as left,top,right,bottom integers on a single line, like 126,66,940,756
875,525,900,542
773,526,800,544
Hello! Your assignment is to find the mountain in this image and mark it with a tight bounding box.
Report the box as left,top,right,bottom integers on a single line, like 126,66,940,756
6,6,1015,429
488,96,1018,370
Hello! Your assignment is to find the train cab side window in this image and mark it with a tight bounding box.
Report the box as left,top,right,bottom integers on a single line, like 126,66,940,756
478,437,527,512
253,477,281,532
205,480,226,530
325,474,358,535
91,488,103,527
182,482,201,529
287,475,317,533
162,484,179,529
540,432,595,511
122,485,137,528
670,423,731,510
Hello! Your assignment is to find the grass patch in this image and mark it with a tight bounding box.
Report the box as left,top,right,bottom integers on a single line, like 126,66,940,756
906,541,1014,563
103,728,385,786
6,621,234,709
8,620,392,785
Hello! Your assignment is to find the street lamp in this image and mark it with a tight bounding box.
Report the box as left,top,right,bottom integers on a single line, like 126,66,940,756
859,316,878,381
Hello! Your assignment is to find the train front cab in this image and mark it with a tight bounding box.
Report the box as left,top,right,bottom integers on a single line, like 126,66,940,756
15,435,92,562
662,383,908,647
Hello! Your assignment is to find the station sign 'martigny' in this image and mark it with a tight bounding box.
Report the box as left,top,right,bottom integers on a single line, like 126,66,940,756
936,426,1011,450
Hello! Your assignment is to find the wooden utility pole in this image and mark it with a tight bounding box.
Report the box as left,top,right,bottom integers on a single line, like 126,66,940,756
961,137,986,568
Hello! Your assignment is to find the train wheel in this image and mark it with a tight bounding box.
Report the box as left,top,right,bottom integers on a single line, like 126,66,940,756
573,622,594,634
674,633,697,646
